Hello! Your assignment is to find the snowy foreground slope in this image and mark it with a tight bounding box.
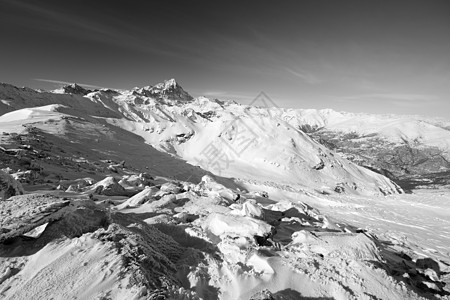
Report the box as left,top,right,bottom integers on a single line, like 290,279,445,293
0,80,449,299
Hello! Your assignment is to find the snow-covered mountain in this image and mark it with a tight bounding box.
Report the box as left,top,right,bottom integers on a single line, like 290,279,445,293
1,80,450,299
52,83,93,95
3,79,450,192
132,78,193,102
285,108,450,143
0,80,402,196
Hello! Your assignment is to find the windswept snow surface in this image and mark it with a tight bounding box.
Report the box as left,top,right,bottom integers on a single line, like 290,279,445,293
1,80,450,299
1,178,448,299
258,184,450,264
0,104,67,123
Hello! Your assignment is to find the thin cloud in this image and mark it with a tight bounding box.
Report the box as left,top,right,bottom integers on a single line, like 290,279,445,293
220,94,256,101
337,93,440,109
339,93,439,102
190,90,256,101
285,67,322,85
188,88,245,98
202,91,227,97
34,78,107,90
4,0,114,38
4,0,192,59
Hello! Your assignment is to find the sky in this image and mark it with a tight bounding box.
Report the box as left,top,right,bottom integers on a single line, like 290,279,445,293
1,0,449,118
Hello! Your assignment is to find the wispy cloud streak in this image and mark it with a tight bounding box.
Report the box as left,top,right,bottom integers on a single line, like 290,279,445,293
337,93,440,109
34,78,107,89
3,0,196,59
284,67,322,84
339,93,438,102
194,90,256,101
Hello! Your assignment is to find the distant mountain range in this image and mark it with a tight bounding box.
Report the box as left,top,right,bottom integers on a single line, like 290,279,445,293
1,79,449,192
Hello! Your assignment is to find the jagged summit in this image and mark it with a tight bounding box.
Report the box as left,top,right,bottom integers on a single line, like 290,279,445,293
49,79,192,101
53,83,92,95
136,78,193,102
153,78,178,90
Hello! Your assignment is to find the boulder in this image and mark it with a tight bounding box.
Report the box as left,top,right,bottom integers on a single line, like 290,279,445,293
11,170,38,183
160,182,183,194
197,175,239,202
65,185,80,193
230,199,264,219
416,257,441,279
122,174,140,186
0,170,25,200
89,176,128,196
115,186,158,209
203,213,273,239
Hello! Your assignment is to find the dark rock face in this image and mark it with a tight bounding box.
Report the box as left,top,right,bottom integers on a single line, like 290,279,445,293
0,170,24,200
142,79,193,102
62,83,92,95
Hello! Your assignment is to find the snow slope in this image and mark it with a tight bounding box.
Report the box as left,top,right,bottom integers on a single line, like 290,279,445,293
1,176,448,299
1,80,450,299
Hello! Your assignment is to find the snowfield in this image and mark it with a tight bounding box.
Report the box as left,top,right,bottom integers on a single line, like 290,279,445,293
0,80,449,299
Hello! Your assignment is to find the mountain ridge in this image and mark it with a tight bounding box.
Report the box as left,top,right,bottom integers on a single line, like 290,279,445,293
3,78,450,191
0,79,403,196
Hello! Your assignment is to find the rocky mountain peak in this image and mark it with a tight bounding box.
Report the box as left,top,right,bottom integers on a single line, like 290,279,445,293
61,83,92,95
146,78,193,101
162,78,177,89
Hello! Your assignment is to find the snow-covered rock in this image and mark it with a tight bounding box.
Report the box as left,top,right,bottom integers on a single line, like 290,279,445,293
203,213,273,239
121,173,153,187
21,222,49,239
197,175,239,202
115,186,158,209
160,182,183,194
289,231,381,261
229,199,264,219
88,176,128,196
